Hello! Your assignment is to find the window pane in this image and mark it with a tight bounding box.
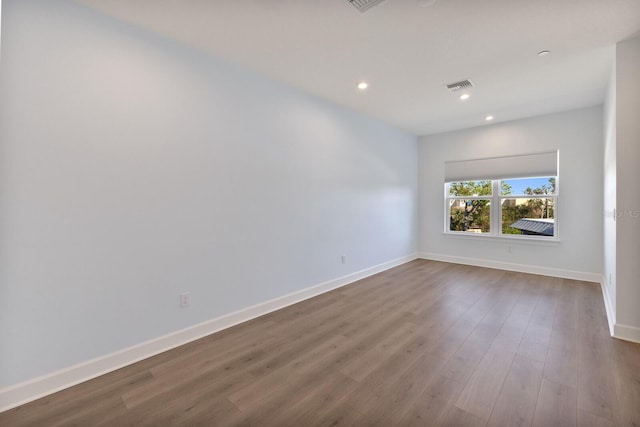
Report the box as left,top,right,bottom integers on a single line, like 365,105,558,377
449,199,491,233
501,176,556,196
448,180,492,196
501,198,555,236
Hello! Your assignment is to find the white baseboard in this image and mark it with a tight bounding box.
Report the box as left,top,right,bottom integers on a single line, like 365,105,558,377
613,323,640,344
0,253,418,413
418,252,601,283
599,276,640,344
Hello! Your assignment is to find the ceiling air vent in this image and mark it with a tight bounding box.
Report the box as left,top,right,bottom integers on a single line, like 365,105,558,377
446,79,474,93
349,0,388,13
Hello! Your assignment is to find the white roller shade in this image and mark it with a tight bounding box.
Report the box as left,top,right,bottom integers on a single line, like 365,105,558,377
444,151,558,182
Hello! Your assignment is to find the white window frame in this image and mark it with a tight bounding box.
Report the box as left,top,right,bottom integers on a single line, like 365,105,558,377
444,178,559,241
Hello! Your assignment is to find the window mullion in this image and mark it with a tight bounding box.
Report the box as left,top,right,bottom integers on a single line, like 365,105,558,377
493,180,500,236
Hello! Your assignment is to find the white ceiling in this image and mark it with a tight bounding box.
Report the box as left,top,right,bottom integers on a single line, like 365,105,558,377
72,0,640,136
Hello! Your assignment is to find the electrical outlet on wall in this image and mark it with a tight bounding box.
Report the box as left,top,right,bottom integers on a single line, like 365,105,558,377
179,292,191,308
341,255,346,264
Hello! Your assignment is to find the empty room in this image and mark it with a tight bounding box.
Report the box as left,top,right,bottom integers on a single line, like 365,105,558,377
1,0,640,425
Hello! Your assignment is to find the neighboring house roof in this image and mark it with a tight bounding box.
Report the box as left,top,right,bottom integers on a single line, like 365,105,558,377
509,218,554,236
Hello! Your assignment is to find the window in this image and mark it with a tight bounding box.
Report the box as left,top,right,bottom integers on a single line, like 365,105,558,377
447,180,492,234
444,152,559,240
500,177,556,237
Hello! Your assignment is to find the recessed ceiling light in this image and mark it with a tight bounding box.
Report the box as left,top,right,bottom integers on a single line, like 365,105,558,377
418,0,437,6
537,50,550,57
485,115,494,121
459,93,470,101
357,82,368,90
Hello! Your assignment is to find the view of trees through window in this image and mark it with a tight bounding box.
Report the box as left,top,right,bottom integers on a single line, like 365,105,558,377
447,176,557,237
448,180,492,233
502,177,555,235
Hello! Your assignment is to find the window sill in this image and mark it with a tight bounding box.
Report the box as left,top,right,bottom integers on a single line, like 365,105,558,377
442,232,561,246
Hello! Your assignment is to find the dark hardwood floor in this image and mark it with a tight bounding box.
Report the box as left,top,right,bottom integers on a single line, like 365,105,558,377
2,260,639,426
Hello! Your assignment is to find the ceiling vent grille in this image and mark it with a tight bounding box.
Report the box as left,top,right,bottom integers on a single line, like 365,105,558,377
349,0,388,13
446,79,474,93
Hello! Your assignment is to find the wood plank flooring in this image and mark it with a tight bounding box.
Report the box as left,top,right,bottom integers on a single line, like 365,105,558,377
2,260,640,426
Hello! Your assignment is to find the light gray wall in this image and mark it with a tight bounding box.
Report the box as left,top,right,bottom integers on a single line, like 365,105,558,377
418,107,604,277
615,36,640,332
0,0,418,388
